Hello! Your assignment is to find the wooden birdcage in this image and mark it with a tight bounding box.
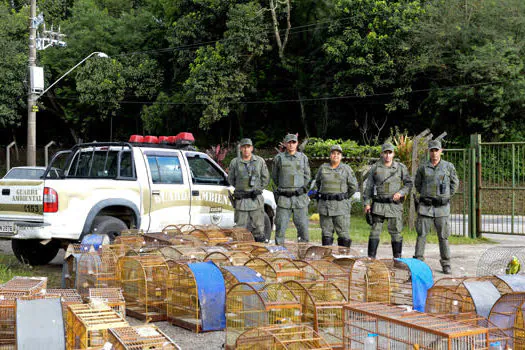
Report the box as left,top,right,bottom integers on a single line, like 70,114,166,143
143,232,200,247
225,282,302,350
205,251,252,267
245,257,311,281
47,288,83,321
488,292,525,350
114,235,145,250
284,242,312,260
158,246,207,262
63,244,83,289
117,255,169,321
0,276,47,295
284,280,347,348
119,228,144,236
425,276,514,316
0,291,26,348
221,266,265,291
221,227,255,243
477,246,525,276
77,249,118,298
333,257,390,303
302,260,349,299
343,302,493,350
108,325,180,349
89,288,126,317
251,246,295,259
66,303,128,350
189,228,232,246
235,324,331,350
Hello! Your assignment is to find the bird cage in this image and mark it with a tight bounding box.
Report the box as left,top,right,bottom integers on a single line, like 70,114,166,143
251,245,295,259
0,291,26,348
176,224,197,233
144,231,200,247
488,292,525,350
205,251,252,267
333,257,390,303
119,228,144,236
76,249,118,298
66,303,128,350
117,255,169,321
89,288,126,317
477,246,525,276
284,242,312,260
0,276,47,295
221,227,255,243
63,244,83,289
235,324,331,350
221,266,265,291
167,261,226,332
108,325,180,350
302,260,349,298
343,302,493,350
158,246,207,262
245,257,309,281
161,224,183,234
225,282,302,350
189,228,232,246
47,288,83,321
114,235,145,250
284,280,347,348
381,258,434,312
105,243,135,258
425,276,514,317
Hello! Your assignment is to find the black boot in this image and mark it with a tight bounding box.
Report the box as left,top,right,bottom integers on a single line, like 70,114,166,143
338,237,352,254
322,236,334,246
392,240,403,258
367,239,380,258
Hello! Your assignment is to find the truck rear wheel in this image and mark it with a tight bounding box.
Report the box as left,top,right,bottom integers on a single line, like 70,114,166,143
90,216,128,241
12,239,60,266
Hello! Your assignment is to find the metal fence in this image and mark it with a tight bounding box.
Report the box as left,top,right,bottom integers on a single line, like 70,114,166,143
442,149,470,236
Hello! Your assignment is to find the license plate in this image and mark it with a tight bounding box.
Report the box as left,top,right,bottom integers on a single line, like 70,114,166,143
0,221,14,233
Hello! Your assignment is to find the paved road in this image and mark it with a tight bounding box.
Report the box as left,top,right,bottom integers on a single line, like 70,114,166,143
450,214,525,235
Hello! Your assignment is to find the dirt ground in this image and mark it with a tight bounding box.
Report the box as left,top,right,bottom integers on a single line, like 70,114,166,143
0,233,522,349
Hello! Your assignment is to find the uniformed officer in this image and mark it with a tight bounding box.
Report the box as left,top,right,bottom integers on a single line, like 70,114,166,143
314,145,357,248
228,138,270,243
413,140,459,274
363,143,413,258
272,134,311,245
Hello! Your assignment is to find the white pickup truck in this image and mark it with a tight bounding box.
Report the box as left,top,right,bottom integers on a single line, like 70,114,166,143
0,134,276,265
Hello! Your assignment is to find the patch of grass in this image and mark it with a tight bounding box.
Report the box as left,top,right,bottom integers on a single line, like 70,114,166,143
284,216,494,244
0,254,62,287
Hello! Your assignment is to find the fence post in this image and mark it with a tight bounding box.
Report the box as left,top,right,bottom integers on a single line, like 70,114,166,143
6,141,16,173
45,141,55,166
469,134,481,238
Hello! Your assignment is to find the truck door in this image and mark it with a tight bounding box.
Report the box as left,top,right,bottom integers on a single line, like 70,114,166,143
183,152,234,227
145,151,191,232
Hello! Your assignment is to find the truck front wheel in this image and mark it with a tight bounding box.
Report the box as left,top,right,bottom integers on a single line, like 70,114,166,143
12,239,60,266
90,216,128,241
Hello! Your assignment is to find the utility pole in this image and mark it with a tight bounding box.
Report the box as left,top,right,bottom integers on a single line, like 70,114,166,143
27,0,37,166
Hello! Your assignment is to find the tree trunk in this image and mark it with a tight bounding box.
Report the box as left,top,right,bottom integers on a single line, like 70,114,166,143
298,93,309,138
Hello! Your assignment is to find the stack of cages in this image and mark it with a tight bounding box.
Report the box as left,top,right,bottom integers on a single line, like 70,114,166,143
76,247,118,298
0,292,26,348
221,227,255,243
333,257,390,303
343,302,500,350
205,251,253,267
117,255,169,321
88,288,126,317
108,325,180,349
284,280,347,349
158,246,207,263
235,324,331,350
477,246,525,276
166,262,201,331
488,292,525,350
66,303,128,349
189,226,232,246
225,282,302,350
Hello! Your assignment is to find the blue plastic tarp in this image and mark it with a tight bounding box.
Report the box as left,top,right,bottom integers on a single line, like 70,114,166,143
80,234,108,251
397,258,434,312
222,266,265,284
188,261,226,331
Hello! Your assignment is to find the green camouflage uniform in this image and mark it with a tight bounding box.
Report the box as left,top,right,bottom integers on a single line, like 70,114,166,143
228,155,270,242
364,161,413,241
272,151,311,245
414,159,459,269
315,163,357,243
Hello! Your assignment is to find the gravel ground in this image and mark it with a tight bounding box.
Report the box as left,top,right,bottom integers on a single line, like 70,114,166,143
1,234,522,349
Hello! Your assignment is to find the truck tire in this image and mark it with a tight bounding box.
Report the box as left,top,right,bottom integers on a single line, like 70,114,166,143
90,216,128,241
12,239,60,266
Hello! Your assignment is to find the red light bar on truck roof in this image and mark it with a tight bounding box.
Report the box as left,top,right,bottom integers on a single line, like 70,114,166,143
128,132,195,146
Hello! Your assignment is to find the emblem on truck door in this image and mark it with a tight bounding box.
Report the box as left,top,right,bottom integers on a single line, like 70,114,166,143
209,207,222,225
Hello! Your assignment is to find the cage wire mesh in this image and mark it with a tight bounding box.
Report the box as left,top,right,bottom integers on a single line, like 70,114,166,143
205,251,253,267
343,302,493,350
166,262,201,332
0,291,26,349
380,258,425,308
117,255,169,321
220,266,265,291
488,292,525,350
333,257,390,303
221,227,255,243
283,280,347,348
244,258,308,282
189,228,233,246
235,324,332,350
304,260,349,297
225,282,302,349
114,236,146,250
108,324,180,350
89,288,126,317
63,244,83,289
47,288,83,323
76,249,118,298
477,246,525,276
0,276,47,295
158,246,207,262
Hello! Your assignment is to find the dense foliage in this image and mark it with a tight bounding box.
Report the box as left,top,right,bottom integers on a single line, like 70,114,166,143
1,0,524,147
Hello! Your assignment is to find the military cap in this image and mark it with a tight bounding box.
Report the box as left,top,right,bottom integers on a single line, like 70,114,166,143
381,143,395,152
284,134,298,143
330,145,343,153
428,140,442,150
240,138,253,146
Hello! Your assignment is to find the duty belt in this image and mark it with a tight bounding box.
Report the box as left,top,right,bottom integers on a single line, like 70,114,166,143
234,189,262,199
276,187,307,197
420,197,449,207
318,192,349,201
373,196,405,204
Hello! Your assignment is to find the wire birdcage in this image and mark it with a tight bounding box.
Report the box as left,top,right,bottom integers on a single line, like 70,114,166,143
63,244,83,289
303,260,349,298
343,302,493,350
333,257,390,303
117,255,169,321
284,280,347,348
76,249,118,298
221,266,265,291
225,282,302,350
0,276,47,295
250,246,295,259
221,227,255,243
205,251,252,267
0,291,26,348
66,303,128,350
235,324,331,350
88,288,126,317
158,246,207,262
114,235,146,250
108,325,180,350
190,228,233,246
425,276,514,316
166,262,200,332
119,228,144,236
477,246,525,276
245,258,309,282
284,242,314,260
488,292,525,350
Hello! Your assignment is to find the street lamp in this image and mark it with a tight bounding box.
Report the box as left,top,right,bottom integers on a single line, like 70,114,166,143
27,51,109,166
